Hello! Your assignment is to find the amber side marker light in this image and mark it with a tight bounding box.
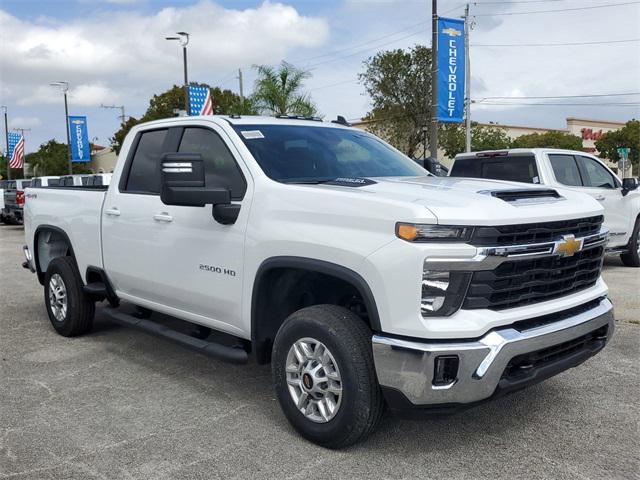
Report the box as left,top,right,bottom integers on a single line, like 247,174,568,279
396,224,418,241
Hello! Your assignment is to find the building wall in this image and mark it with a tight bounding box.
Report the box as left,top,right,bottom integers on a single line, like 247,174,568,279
90,148,118,173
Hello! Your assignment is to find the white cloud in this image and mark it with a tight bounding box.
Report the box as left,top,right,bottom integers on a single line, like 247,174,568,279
9,116,42,129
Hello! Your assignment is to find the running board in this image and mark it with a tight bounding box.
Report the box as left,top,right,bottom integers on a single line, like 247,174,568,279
103,309,249,364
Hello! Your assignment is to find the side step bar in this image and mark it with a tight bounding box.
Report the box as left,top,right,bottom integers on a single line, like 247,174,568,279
103,308,249,364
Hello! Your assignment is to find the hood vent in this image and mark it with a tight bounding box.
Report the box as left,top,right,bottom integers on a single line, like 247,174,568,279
480,188,563,204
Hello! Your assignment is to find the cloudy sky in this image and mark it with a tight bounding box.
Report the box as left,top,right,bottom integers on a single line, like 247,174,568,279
1,0,639,153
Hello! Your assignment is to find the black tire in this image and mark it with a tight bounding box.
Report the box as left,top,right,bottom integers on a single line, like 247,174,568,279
620,217,640,267
44,256,95,336
272,304,384,449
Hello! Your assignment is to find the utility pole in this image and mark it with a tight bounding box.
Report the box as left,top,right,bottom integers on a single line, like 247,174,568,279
429,0,439,160
238,68,244,103
464,3,471,152
13,128,31,177
50,81,72,174
101,104,126,125
1,106,9,180
165,32,191,115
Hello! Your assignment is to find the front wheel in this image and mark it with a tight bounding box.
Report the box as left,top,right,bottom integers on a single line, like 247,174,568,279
44,256,95,336
272,305,384,449
620,218,640,267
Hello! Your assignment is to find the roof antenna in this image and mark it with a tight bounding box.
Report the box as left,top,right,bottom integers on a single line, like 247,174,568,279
331,115,351,126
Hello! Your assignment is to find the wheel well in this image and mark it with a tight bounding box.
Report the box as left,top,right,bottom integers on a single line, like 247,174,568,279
251,258,380,364
34,227,75,284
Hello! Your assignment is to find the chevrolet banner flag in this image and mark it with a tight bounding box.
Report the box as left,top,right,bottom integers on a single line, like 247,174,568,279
437,17,465,123
68,116,90,162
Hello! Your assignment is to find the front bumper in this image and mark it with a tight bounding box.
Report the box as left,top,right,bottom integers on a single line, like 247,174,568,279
372,297,614,409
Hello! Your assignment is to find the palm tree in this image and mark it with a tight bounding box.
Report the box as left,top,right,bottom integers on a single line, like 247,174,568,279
252,61,318,117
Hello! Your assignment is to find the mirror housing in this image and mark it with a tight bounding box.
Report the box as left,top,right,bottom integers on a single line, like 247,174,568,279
160,153,231,207
622,177,639,196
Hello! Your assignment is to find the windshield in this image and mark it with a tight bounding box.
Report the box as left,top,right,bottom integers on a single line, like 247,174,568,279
233,124,426,183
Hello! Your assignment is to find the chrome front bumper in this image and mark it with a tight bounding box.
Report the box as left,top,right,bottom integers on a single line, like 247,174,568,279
372,298,614,407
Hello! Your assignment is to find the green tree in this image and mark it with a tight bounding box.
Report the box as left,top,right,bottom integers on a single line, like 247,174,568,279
111,84,254,154
25,139,92,176
359,45,431,157
511,131,583,150
0,155,23,180
595,119,640,171
251,61,317,117
439,122,512,158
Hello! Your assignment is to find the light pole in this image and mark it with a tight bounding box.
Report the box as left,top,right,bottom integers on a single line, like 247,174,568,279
1,105,9,180
165,32,190,115
50,81,72,174
429,0,438,161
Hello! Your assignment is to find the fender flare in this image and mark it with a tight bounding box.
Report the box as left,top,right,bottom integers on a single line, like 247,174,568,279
33,225,79,285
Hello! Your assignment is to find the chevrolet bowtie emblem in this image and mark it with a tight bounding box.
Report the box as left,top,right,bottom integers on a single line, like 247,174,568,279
442,27,462,37
554,234,584,257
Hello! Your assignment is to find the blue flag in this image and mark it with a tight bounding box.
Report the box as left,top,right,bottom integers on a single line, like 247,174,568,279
68,116,90,162
437,17,465,123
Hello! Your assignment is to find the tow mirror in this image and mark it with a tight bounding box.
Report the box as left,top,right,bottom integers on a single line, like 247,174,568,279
160,153,239,224
622,177,639,196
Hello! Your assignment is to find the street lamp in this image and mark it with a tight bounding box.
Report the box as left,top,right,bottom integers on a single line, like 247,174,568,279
50,81,72,174
1,105,9,180
165,31,190,115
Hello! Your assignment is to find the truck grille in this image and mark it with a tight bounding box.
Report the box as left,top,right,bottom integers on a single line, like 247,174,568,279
463,246,604,310
471,215,603,247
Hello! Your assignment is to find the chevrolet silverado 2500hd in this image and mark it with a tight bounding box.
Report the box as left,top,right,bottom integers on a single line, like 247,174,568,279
23,116,614,448
450,149,640,267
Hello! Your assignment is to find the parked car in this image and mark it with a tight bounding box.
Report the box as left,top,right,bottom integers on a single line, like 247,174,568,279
24,116,614,448
449,148,640,267
30,176,60,188
0,180,7,223
2,179,31,224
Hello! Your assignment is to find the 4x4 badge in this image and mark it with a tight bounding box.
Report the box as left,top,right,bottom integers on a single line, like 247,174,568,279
553,234,584,257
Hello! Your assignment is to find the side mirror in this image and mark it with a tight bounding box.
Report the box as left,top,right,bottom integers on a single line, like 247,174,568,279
622,177,639,196
160,153,230,207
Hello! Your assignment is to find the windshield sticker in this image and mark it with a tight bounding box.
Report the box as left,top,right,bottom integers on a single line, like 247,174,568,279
241,130,264,140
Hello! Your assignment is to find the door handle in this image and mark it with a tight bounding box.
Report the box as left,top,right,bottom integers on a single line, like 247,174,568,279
153,212,173,223
595,195,606,201
104,208,121,216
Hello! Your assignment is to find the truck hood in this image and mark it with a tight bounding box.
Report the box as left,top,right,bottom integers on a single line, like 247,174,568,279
319,176,604,225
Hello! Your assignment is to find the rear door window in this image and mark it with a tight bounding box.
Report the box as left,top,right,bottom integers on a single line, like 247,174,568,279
549,154,583,186
451,154,540,183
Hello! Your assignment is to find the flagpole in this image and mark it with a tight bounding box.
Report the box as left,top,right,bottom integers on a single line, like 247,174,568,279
1,106,9,180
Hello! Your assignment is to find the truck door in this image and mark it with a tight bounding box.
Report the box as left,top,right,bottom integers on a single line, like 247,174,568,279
102,124,251,337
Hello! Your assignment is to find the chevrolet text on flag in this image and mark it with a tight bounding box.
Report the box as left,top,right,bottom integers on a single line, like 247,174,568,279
68,116,90,162
189,86,214,116
437,17,465,123
8,132,25,169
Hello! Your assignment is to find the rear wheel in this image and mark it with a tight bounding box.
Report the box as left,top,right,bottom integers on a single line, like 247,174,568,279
620,218,640,267
272,305,384,449
44,256,95,336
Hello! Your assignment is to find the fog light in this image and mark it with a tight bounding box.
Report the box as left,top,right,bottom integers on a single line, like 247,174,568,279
433,355,459,386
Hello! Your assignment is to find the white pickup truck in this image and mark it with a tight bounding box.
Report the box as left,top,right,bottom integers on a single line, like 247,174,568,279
23,116,614,448
450,149,640,267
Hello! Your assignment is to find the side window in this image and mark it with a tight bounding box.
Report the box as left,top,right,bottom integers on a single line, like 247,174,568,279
575,156,617,189
124,129,168,194
178,128,247,200
549,154,583,187
32,179,41,187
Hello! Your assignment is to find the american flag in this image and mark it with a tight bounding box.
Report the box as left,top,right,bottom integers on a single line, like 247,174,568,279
8,132,24,169
189,85,214,116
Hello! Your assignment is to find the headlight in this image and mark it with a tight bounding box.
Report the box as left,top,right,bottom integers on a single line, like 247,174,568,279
396,223,473,242
421,268,471,317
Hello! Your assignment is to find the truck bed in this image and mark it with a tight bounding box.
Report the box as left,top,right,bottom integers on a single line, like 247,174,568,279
24,186,108,277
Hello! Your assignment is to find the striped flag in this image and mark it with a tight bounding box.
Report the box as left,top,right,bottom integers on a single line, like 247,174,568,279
189,85,214,116
8,132,24,169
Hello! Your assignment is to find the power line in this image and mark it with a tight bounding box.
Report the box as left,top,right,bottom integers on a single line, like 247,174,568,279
472,38,640,47
478,92,640,99
474,1,640,16
477,102,640,106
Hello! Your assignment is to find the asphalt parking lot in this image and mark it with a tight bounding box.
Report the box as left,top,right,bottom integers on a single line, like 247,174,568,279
1,224,638,480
